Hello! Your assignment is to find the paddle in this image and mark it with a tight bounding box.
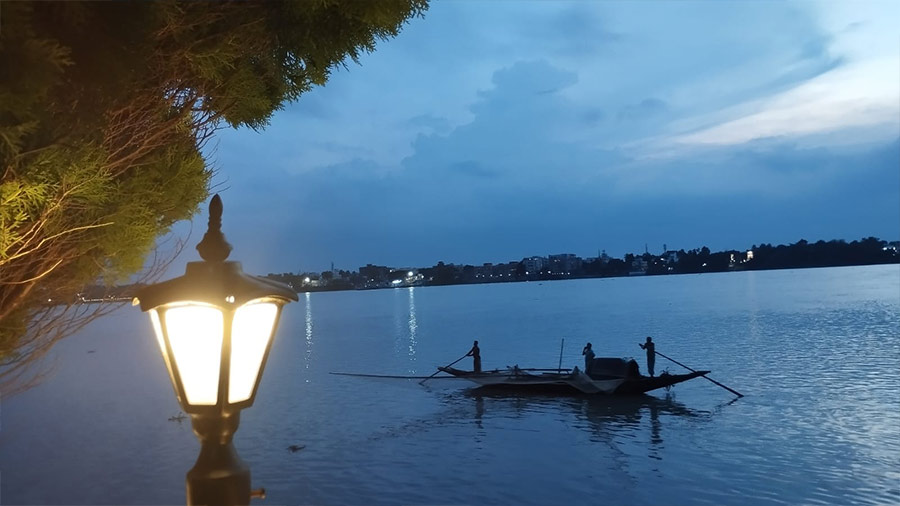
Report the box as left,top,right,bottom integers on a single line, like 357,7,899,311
650,349,744,398
557,338,565,373
419,353,470,385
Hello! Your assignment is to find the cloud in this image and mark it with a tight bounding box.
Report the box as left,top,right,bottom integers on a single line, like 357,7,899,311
185,1,900,275
403,60,600,186
659,2,899,147
617,98,667,121
220,135,898,272
407,114,452,134
670,59,899,147
610,137,900,201
209,47,898,272
509,3,623,57
446,160,499,179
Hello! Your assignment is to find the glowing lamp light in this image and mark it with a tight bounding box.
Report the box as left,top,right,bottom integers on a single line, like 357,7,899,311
135,197,296,413
134,195,297,505
144,295,285,410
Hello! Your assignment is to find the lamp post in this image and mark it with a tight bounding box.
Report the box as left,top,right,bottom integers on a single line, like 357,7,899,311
134,195,297,505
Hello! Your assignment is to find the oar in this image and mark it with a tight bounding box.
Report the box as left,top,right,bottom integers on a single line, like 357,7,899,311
652,349,744,398
419,353,469,385
557,338,565,373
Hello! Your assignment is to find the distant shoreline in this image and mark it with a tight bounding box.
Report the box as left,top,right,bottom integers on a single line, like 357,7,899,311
68,237,898,301
268,237,899,294
288,260,900,294
56,261,899,307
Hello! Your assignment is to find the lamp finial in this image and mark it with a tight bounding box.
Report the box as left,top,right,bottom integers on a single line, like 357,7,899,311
196,194,232,262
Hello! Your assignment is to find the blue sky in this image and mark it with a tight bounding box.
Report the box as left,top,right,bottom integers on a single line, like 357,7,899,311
177,1,898,275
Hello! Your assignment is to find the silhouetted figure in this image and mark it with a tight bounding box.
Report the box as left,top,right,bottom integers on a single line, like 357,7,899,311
639,336,656,376
582,342,595,373
467,340,481,373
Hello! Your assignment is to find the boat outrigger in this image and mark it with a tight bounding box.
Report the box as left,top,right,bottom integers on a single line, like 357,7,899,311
437,357,709,395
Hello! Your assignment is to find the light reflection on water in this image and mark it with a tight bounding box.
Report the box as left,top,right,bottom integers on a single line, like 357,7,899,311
0,265,898,505
407,287,418,371
304,291,313,371
392,287,419,374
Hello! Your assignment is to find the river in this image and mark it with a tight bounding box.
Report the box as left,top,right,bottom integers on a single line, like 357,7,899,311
1,264,898,505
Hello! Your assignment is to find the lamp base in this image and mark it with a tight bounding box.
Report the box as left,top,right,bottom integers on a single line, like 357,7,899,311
186,412,250,505
186,440,251,506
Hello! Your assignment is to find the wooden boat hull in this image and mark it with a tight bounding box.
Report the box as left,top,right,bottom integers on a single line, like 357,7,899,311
608,370,709,394
438,366,709,395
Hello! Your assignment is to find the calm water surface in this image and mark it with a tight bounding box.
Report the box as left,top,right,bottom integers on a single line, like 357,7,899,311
1,265,898,505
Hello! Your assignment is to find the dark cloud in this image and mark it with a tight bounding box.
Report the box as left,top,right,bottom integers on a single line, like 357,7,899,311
580,108,604,125
407,114,452,134
447,160,500,179
617,98,667,121
281,92,337,120
517,3,623,57
478,60,578,101
402,61,595,187
310,141,374,158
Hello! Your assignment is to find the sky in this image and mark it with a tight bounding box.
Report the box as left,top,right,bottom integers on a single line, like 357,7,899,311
171,1,899,276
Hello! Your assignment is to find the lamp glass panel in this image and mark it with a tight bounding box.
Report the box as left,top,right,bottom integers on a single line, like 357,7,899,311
229,302,278,404
165,304,224,406
148,309,166,357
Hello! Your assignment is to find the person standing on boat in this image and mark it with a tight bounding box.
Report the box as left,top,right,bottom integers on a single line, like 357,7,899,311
582,342,595,373
467,340,481,373
639,336,656,376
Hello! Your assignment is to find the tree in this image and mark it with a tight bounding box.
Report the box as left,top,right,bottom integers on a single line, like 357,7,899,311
0,0,428,391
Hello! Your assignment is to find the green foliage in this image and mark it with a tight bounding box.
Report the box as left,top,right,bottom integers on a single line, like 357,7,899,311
0,0,427,386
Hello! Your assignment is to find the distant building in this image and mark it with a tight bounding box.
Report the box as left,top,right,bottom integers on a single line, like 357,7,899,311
359,264,390,282
388,269,423,287
629,257,648,275
548,253,582,275
523,256,546,274
587,250,611,265
495,262,518,279
474,263,493,280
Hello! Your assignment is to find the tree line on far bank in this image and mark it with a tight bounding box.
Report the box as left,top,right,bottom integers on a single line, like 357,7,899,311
267,236,898,290
631,237,897,276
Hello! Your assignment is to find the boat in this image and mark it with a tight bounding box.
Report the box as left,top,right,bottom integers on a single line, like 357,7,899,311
437,357,709,395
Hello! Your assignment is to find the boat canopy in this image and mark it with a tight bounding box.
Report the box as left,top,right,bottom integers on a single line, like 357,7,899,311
589,358,641,379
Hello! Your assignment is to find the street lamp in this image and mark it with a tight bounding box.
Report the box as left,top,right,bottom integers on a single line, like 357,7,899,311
134,195,297,505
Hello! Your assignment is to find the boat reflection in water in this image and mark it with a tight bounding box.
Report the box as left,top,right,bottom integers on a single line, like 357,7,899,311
435,390,710,459
461,390,704,424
